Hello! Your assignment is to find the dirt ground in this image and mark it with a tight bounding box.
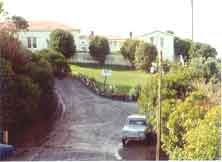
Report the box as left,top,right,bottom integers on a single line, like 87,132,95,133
8,77,168,161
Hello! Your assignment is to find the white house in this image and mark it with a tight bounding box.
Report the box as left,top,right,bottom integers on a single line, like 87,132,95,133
18,21,81,51
107,35,127,53
13,21,175,61
136,31,175,61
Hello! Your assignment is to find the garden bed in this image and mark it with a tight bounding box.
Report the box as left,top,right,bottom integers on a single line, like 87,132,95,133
72,74,139,102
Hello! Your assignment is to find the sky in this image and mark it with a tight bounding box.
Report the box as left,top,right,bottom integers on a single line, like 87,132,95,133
3,0,222,57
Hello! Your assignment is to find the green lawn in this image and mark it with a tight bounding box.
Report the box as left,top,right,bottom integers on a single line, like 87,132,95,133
70,64,150,93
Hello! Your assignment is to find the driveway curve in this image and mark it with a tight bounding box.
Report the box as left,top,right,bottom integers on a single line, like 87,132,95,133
9,77,138,160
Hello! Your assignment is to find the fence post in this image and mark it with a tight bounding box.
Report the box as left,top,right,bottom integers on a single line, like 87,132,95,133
3,130,8,144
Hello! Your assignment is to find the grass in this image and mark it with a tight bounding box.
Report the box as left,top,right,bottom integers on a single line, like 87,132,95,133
70,64,150,93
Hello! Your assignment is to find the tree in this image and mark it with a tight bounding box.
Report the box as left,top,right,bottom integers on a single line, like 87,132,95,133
189,57,220,83
49,29,76,58
11,16,29,31
0,1,4,15
120,39,140,65
189,42,217,61
166,30,174,34
174,37,191,62
89,36,110,64
134,41,157,72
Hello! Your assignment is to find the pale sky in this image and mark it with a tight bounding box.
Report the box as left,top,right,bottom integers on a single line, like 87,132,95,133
3,0,222,57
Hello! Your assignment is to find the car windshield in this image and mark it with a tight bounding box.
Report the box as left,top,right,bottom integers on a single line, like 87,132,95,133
128,119,146,126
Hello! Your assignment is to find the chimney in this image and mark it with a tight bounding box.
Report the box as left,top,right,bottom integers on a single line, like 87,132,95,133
129,32,133,39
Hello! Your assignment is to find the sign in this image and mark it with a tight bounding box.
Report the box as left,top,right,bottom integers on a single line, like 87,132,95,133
101,69,112,77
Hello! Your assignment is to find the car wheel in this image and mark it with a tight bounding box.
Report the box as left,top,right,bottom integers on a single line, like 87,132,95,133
122,138,127,147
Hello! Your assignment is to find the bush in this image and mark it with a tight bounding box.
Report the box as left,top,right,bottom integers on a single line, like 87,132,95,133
49,29,76,58
0,58,17,129
189,57,220,83
162,91,209,159
0,31,58,143
120,39,140,65
135,42,157,72
138,67,194,126
37,49,71,77
182,106,221,160
0,30,31,73
89,36,110,64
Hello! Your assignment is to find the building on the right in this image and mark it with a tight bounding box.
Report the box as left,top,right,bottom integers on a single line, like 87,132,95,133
136,31,175,61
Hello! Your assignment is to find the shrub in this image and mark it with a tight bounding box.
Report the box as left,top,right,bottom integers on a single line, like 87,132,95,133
89,36,110,64
189,57,220,83
0,58,16,129
138,67,195,126
0,30,31,73
135,42,157,72
0,31,58,142
120,39,140,65
49,29,76,58
37,49,71,77
162,91,209,159
182,106,221,160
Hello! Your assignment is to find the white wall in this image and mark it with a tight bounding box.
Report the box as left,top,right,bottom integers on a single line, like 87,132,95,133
18,30,80,52
137,31,174,61
109,40,124,52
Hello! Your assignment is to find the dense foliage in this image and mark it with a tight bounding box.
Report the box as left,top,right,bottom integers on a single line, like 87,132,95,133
0,29,58,143
89,36,110,64
174,37,191,62
134,42,158,72
49,29,76,58
189,42,217,61
138,63,221,160
11,15,29,31
120,39,140,65
174,36,217,63
37,49,71,77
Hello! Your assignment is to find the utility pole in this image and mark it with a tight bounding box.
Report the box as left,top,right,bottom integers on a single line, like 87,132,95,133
191,0,194,41
156,50,162,160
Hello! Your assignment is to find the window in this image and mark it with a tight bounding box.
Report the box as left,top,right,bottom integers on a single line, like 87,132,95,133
27,37,32,48
160,37,164,48
27,37,37,48
128,119,147,126
33,37,37,48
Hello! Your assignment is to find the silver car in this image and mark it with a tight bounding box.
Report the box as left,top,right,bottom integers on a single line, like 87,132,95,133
121,114,150,146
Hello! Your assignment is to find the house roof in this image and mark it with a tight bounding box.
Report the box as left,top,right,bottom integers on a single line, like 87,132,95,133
140,30,174,37
0,20,16,31
28,20,80,32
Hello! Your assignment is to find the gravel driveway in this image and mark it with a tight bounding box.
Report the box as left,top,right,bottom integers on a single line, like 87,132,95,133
9,78,140,160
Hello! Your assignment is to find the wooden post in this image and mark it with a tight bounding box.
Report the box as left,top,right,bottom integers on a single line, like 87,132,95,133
3,130,8,144
156,51,162,160
104,76,107,91
191,0,194,41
